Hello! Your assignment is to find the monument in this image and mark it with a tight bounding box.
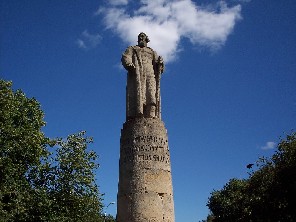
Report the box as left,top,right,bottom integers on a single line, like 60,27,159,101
117,32,175,222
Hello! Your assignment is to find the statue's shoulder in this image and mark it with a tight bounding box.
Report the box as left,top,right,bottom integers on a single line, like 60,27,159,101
147,47,158,57
122,46,136,56
126,45,141,52
130,45,139,50
146,46,156,52
124,45,136,50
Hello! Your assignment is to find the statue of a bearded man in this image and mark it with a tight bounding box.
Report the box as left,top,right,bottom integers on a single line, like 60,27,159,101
121,32,164,120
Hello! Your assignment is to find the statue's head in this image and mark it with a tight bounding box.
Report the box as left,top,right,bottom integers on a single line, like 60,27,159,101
137,32,150,47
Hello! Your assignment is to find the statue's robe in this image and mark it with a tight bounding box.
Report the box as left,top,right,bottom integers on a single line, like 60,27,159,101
121,46,159,119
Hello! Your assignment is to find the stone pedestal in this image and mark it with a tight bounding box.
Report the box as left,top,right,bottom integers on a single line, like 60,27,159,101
117,117,175,222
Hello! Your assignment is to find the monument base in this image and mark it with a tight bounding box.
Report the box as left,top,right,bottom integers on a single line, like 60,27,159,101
117,117,175,222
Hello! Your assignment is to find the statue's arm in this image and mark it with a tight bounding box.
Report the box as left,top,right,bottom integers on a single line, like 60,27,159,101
158,56,165,74
121,47,135,71
153,51,165,74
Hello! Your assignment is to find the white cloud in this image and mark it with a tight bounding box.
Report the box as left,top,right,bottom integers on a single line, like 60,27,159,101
261,142,276,150
109,0,129,6
100,0,242,62
76,39,87,49
76,30,102,50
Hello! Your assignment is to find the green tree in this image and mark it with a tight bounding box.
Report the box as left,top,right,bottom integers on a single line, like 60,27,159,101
1,80,108,221
207,179,249,221
28,131,105,222
246,133,296,221
103,214,116,222
207,132,296,222
0,80,48,221
49,131,103,222
199,214,215,222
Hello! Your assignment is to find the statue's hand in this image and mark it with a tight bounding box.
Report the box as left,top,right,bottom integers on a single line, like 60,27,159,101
127,63,136,72
157,56,165,73
158,56,164,64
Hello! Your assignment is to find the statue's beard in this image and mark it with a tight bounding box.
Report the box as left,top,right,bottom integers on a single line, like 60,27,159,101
138,40,145,47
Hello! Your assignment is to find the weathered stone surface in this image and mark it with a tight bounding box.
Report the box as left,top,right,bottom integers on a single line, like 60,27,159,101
118,33,174,222
117,117,175,222
121,32,164,119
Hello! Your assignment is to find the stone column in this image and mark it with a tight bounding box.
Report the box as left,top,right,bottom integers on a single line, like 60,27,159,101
117,117,175,222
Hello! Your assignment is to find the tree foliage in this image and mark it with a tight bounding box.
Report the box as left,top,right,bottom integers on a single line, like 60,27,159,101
28,131,104,222
0,80,48,221
104,214,116,222
0,80,113,221
207,132,296,222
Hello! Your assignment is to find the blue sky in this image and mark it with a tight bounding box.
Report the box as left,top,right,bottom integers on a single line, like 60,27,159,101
1,0,296,221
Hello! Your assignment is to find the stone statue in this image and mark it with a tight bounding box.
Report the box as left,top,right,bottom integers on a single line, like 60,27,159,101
122,32,164,119
118,33,175,222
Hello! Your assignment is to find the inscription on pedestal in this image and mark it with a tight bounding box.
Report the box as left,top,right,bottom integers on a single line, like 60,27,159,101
118,32,174,222
121,135,168,146
120,135,170,164
118,118,174,222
